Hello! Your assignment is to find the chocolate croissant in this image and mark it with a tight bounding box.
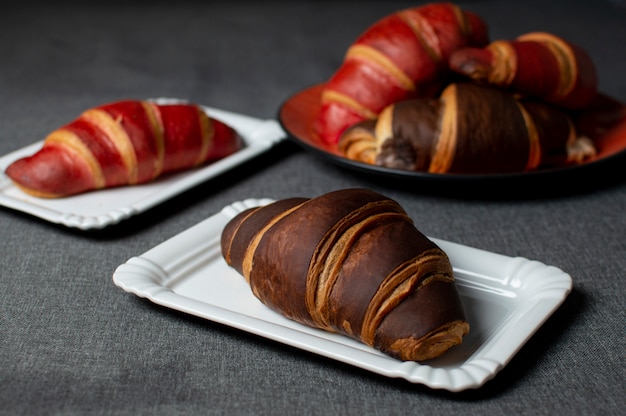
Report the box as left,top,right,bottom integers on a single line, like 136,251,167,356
339,82,596,173
221,188,469,362
5,100,242,198
449,32,598,110
314,2,489,145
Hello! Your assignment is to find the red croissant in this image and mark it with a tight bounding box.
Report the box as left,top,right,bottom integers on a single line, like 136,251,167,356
314,2,489,145
5,100,242,198
449,32,598,110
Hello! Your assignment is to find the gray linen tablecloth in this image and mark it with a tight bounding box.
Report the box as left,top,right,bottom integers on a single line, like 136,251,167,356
1,1,624,415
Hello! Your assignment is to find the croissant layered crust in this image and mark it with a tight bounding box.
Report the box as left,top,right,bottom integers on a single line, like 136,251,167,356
339,82,596,173
314,2,489,145
221,188,469,361
5,100,242,198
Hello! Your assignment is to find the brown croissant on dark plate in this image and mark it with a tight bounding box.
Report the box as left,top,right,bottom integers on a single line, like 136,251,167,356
339,82,597,173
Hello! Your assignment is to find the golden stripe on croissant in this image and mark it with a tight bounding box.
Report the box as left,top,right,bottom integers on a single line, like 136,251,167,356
5,100,242,198
221,188,469,362
339,82,596,173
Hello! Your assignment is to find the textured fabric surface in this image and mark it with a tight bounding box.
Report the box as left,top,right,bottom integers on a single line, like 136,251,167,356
1,1,624,415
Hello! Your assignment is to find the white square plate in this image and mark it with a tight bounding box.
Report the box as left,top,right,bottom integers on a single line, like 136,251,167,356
112,198,573,392
0,100,285,229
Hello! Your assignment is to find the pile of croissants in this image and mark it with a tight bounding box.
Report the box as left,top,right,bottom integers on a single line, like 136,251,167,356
315,2,624,174
218,3,626,363
5,2,624,198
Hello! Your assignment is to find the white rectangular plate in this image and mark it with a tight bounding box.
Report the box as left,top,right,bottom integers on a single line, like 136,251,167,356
112,198,573,392
0,100,285,229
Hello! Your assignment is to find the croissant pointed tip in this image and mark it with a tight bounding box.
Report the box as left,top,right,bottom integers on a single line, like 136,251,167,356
5,145,96,198
449,48,494,81
387,321,470,362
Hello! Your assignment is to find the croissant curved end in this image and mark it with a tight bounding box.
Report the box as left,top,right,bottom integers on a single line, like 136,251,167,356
5,145,98,198
389,321,470,362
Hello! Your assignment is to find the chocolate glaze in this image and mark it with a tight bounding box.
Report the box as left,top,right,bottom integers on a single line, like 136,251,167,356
450,83,529,173
376,99,441,171
222,198,307,276
376,279,467,360
329,218,440,339
220,207,257,274
220,188,469,361
520,100,572,167
249,189,396,326
373,83,577,173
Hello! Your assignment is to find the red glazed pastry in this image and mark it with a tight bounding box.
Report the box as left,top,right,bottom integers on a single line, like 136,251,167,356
221,188,469,362
449,32,598,110
5,100,242,198
314,2,489,145
339,82,596,173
